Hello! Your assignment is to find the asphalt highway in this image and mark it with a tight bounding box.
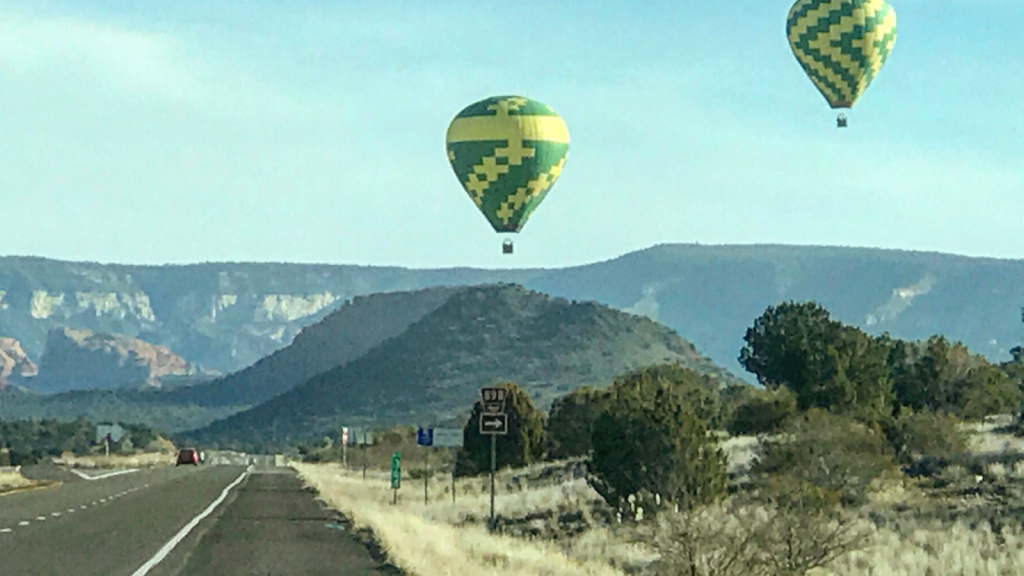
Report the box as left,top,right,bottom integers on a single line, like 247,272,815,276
0,464,387,576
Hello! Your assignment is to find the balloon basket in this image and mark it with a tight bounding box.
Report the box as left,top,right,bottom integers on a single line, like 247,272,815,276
836,114,848,128
502,239,514,255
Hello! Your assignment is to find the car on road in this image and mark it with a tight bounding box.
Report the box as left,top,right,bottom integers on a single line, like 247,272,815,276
176,448,200,466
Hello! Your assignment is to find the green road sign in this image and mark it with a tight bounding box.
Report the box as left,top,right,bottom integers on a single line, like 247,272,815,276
390,452,401,489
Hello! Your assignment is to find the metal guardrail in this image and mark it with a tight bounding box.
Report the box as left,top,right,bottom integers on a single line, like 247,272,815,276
203,451,285,468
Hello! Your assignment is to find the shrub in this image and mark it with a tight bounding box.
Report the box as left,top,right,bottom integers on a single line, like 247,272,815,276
588,375,728,512
881,408,967,466
739,301,894,421
609,363,724,427
727,387,799,436
642,497,872,576
545,385,609,459
890,336,1022,420
750,408,895,508
454,382,545,478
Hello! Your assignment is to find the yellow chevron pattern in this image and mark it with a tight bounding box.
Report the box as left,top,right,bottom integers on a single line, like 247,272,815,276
787,0,897,109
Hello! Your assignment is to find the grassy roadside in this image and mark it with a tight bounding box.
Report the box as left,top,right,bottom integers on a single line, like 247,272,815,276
292,419,1024,576
0,470,58,496
293,461,631,576
52,451,175,469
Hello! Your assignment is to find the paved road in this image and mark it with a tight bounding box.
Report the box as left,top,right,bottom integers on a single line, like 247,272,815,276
0,465,388,576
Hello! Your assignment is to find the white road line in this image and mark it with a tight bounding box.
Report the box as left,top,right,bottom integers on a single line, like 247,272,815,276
70,468,139,481
130,467,251,576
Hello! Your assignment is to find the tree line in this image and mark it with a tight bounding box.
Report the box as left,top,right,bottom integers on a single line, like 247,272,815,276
453,299,1024,516
0,418,162,466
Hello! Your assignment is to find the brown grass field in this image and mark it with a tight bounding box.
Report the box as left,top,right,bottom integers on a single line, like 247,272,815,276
292,415,1024,576
52,449,176,469
0,468,51,494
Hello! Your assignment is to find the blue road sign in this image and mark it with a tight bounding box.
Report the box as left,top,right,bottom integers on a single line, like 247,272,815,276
417,427,434,447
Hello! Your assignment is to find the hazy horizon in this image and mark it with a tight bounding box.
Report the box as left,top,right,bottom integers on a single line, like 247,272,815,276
2,1,1021,269
3,241,1022,270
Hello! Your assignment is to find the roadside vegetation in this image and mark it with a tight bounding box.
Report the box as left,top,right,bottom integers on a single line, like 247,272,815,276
294,300,1024,576
0,418,167,466
0,468,46,494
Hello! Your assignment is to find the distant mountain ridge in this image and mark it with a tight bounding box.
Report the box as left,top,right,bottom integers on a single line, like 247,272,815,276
171,286,465,408
32,328,197,393
2,244,1023,383
183,283,742,448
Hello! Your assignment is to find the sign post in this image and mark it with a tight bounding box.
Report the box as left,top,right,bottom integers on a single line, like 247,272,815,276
417,427,433,505
341,427,349,468
361,430,369,480
96,424,125,457
479,387,508,530
432,428,463,503
390,452,401,505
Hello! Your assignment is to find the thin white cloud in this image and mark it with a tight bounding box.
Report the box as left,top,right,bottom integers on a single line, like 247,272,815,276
0,9,332,119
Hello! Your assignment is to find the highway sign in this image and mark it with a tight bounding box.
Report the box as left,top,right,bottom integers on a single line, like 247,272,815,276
432,428,463,447
417,427,433,447
348,428,374,446
482,402,504,414
481,387,508,404
390,452,401,489
96,423,125,444
479,413,508,435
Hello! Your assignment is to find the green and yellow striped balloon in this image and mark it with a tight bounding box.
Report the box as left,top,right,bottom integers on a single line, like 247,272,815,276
445,95,569,234
786,0,897,109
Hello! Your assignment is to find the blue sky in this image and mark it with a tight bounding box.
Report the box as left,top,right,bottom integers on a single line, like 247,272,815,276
0,0,1021,269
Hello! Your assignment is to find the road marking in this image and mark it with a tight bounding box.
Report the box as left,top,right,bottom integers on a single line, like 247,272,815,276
130,467,251,576
70,468,139,481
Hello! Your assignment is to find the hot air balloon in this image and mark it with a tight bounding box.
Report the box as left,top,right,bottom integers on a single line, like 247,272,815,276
786,0,897,128
445,95,569,254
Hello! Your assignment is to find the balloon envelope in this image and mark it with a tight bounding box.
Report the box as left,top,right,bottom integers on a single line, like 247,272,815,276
786,0,897,109
445,95,569,233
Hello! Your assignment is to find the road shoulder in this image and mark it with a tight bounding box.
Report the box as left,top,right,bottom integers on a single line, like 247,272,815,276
171,468,395,576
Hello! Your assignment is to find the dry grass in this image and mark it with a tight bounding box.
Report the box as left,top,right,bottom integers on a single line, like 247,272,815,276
53,451,175,469
809,522,1024,576
292,418,1024,576
962,415,1024,457
294,461,630,576
0,470,36,493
